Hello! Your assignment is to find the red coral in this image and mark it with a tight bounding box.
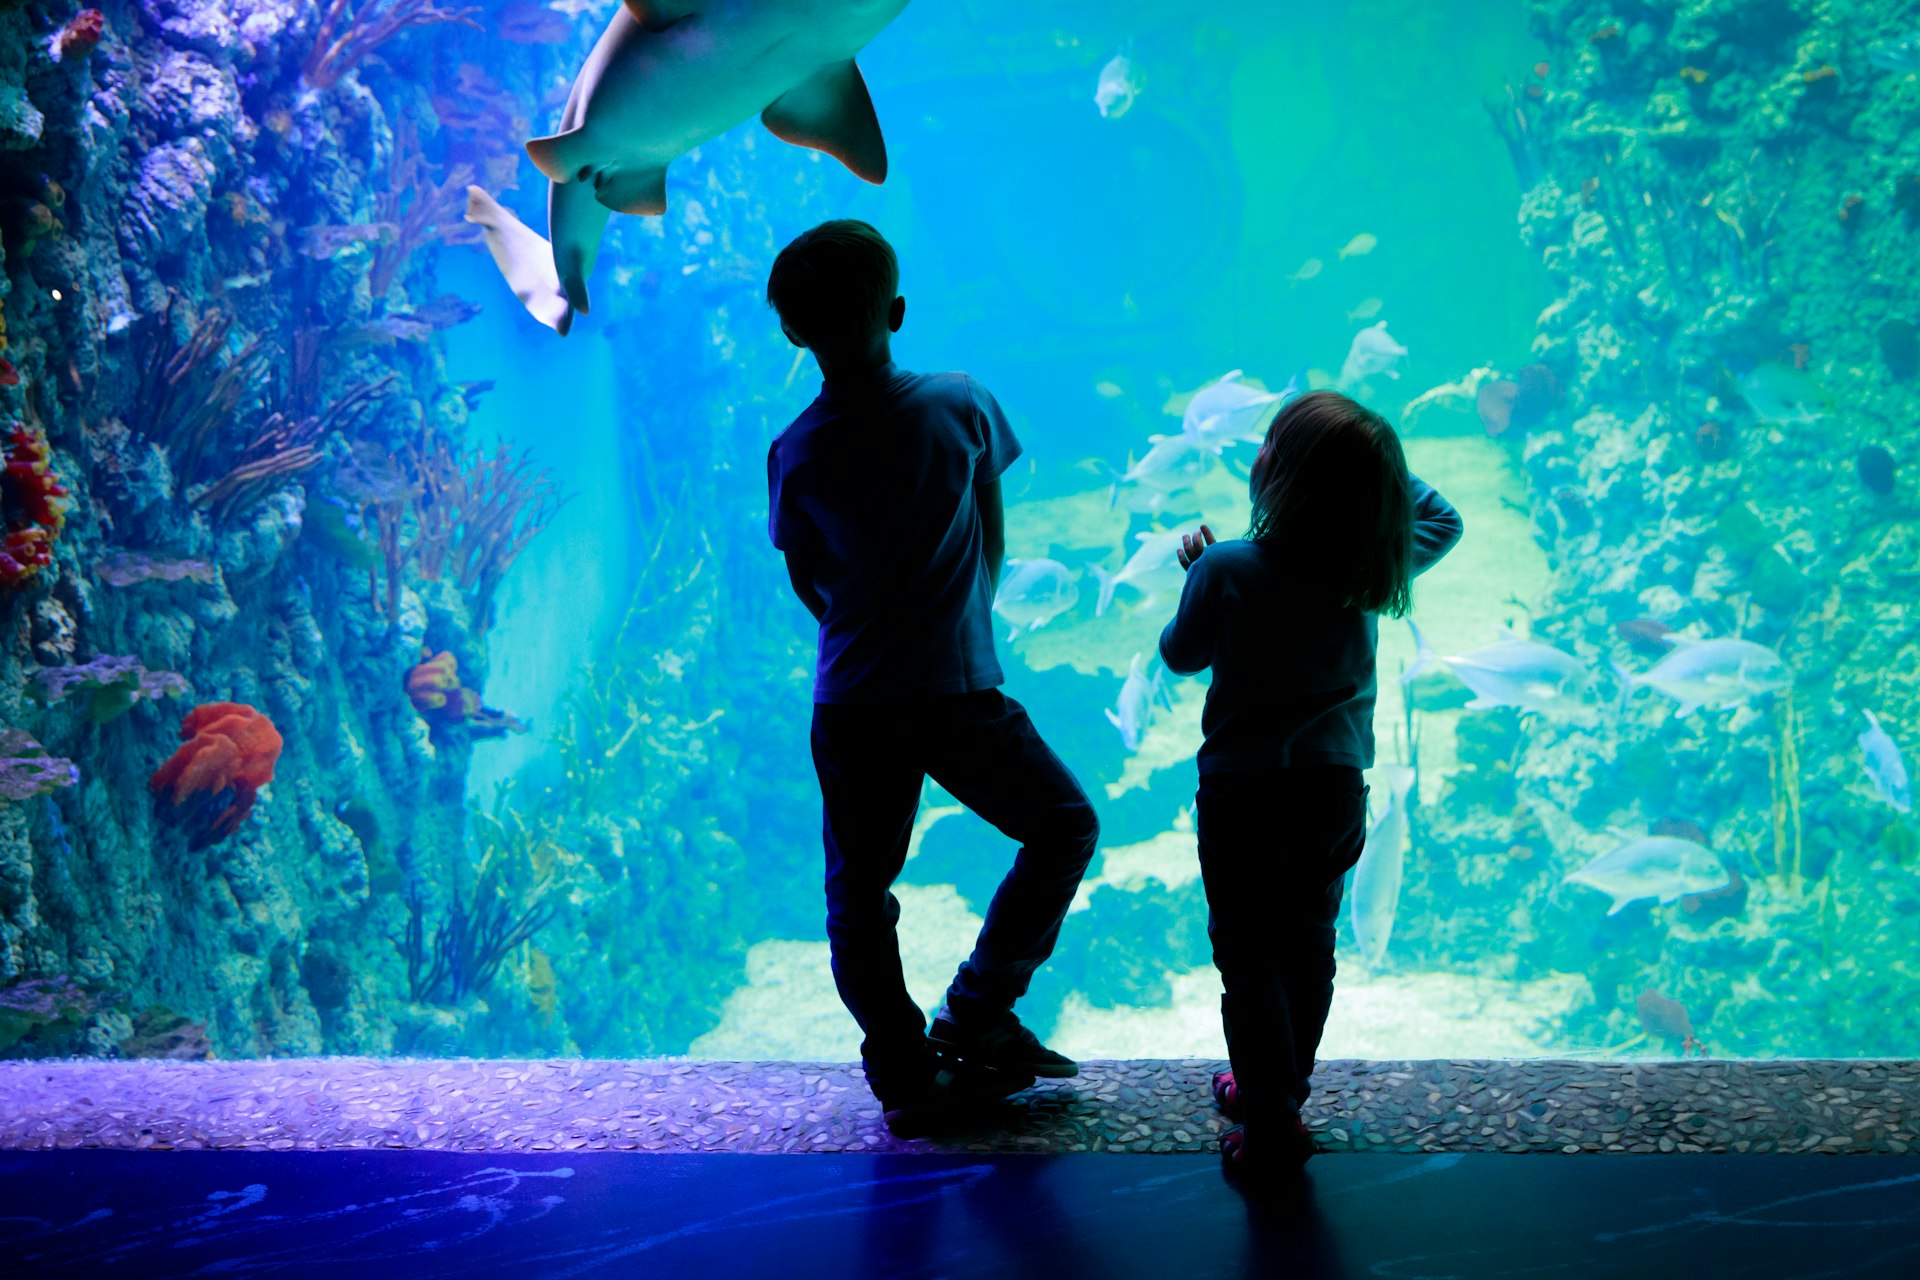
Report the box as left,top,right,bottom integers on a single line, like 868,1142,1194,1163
2,422,70,588
149,703,284,850
56,9,105,60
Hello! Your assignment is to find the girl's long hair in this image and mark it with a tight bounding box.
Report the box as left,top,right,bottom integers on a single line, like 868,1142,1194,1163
1245,390,1416,617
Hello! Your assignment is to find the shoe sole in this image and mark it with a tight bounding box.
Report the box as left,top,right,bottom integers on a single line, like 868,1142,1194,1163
928,1035,1079,1079
883,1069,1038,1139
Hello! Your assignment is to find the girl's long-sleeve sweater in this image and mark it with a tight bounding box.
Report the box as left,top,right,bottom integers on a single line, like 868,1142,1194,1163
1158,476,1463,774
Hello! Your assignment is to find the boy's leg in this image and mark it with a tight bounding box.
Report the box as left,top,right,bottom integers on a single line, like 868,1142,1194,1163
923,690,1100,1028
811,701,938,1102
1197,768,1366,1137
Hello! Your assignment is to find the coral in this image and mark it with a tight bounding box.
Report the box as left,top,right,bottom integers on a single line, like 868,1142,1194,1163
53,10,106,62
367,121,479,300
94,551,215,587
130,301,271,489
0,975,104,1054
0,730,78,801
32,655,188,723
404,649,527,739
149,703,284,851
119,1006,212,1060
196,377,394,521
302,0,483,92
402,807,571,1005
498,3,570,44
2,422,70,589
409,433,569,621
120,140,217,259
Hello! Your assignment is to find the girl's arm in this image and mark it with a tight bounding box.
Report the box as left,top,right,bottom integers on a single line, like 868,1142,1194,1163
1158,557,1217,676
1409,474,1464,577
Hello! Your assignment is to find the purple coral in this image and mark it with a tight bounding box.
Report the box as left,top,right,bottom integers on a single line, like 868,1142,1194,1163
0,730,78,800
33,655,188,721
95,551,216,587
301,0,483,93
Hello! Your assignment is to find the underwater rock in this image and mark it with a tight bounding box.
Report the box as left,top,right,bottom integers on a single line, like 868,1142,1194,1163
119,1005,212,1060
120,139,217,259
136,0,239,52
94,551,216,587
1857,445,1896,496
1878,319,1918,381
0,83,45,151
31,655,188,723
149,703,284,851
138,50,239,147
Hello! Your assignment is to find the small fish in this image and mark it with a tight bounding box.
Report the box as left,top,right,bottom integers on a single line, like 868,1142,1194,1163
994,558,1080,640
1350,765,1416,965
1345,297,1384,323
1091,529,1188,616
1612,637,1790,717
1405,621,1591,716
1106,434,1215,508
1094,51,1141,119
1094,379,1125,399
220,271,272,291
1338,232,1378,259
1736,363,1826,425
1106,653,1168,751
1338,321,1408,389
1859,710,1912,813
1179,370,1299,453
1564,836,1730,915
1615,617,1678,657
1287,257,1324,284
1858,445,1896,496
1869,33,1920,73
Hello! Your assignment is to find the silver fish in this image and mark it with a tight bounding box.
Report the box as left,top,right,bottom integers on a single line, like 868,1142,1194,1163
1091,530,1187,616
1563,836,1729,916
1179,370,1298,453
1860,710,1912,813
1406,621,1591,716
1612,638,1790,717
993,558,1079,640
1737,364,1825,426
1338,320,1407,389
1094,51,1140,118
1870,34,1920,73
1106,653,1169,751
1350,765,1415,965
1107,434,1214,509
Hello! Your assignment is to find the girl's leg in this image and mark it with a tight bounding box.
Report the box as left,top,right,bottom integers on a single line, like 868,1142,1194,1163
1197,768,1368,1138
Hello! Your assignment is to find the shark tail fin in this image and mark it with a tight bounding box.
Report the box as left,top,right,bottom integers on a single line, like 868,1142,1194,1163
1402,619,1440,685
763,60,889,184
526,127,595,185
1092,565,1118,617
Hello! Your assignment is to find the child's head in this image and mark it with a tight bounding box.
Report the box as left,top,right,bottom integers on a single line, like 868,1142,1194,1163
766,220,903,360
1247,389,1416,617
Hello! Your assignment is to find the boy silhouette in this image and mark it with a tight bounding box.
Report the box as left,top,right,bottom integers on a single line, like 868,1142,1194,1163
766,220,1100,1136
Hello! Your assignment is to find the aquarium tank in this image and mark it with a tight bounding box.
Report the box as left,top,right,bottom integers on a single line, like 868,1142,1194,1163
1,0,1916,1067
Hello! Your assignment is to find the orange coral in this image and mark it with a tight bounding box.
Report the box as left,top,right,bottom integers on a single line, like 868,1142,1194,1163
404,649,526,739
149,703,283,850
1801,64,1838,85
56,9,105,60
1679,66,1709,84
2,422,70,588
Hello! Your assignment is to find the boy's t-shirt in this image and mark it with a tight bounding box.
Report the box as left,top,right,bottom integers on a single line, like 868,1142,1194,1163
769,361,1021,704
1157,476,1462,774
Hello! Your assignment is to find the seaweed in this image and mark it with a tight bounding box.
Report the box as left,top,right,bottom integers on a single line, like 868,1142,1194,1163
408,433,570,623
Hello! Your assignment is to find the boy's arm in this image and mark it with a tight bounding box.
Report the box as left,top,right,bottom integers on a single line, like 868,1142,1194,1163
1409,474,1464,577
977,476,1005,597
1158,558,1217,676
784,551,827,622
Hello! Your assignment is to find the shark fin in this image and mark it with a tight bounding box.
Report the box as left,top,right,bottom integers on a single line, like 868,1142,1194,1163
762,60,888,184
594,166,668,217
463,186,570,333
526,127,595,184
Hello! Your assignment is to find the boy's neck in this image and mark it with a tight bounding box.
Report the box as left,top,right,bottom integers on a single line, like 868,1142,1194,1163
814,336,894,384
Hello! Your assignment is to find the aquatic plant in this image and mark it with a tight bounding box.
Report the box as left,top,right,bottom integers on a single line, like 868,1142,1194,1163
0,975,103,1054
1768,688,1804,895
0,729,77,801
119,1006,212,1061
2,421,70,588
367,121,478,300
402,806,571,1005
149,703,284,851
332,442,418,620
408,433,569,622
31,655,187,722
301,0,483,92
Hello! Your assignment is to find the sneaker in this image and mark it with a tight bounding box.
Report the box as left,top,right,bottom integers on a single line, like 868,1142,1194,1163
1211,1070,1242,1121
882,1064,1037,1138
1220,1115,1318,1175
929,1010,1079,1079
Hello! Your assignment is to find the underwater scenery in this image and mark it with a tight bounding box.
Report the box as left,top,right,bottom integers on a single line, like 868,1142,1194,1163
1,0,1918,1068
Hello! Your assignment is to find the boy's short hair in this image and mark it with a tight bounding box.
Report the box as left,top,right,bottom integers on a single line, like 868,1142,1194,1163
766,220,899,349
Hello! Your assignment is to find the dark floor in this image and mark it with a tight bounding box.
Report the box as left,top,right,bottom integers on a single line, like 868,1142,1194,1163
3,1149,1917,1279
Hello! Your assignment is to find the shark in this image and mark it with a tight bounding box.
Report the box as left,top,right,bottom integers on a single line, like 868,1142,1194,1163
488,0,912,336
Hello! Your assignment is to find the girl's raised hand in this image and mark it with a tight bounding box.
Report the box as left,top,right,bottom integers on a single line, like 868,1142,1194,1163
1177,524,1216,571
